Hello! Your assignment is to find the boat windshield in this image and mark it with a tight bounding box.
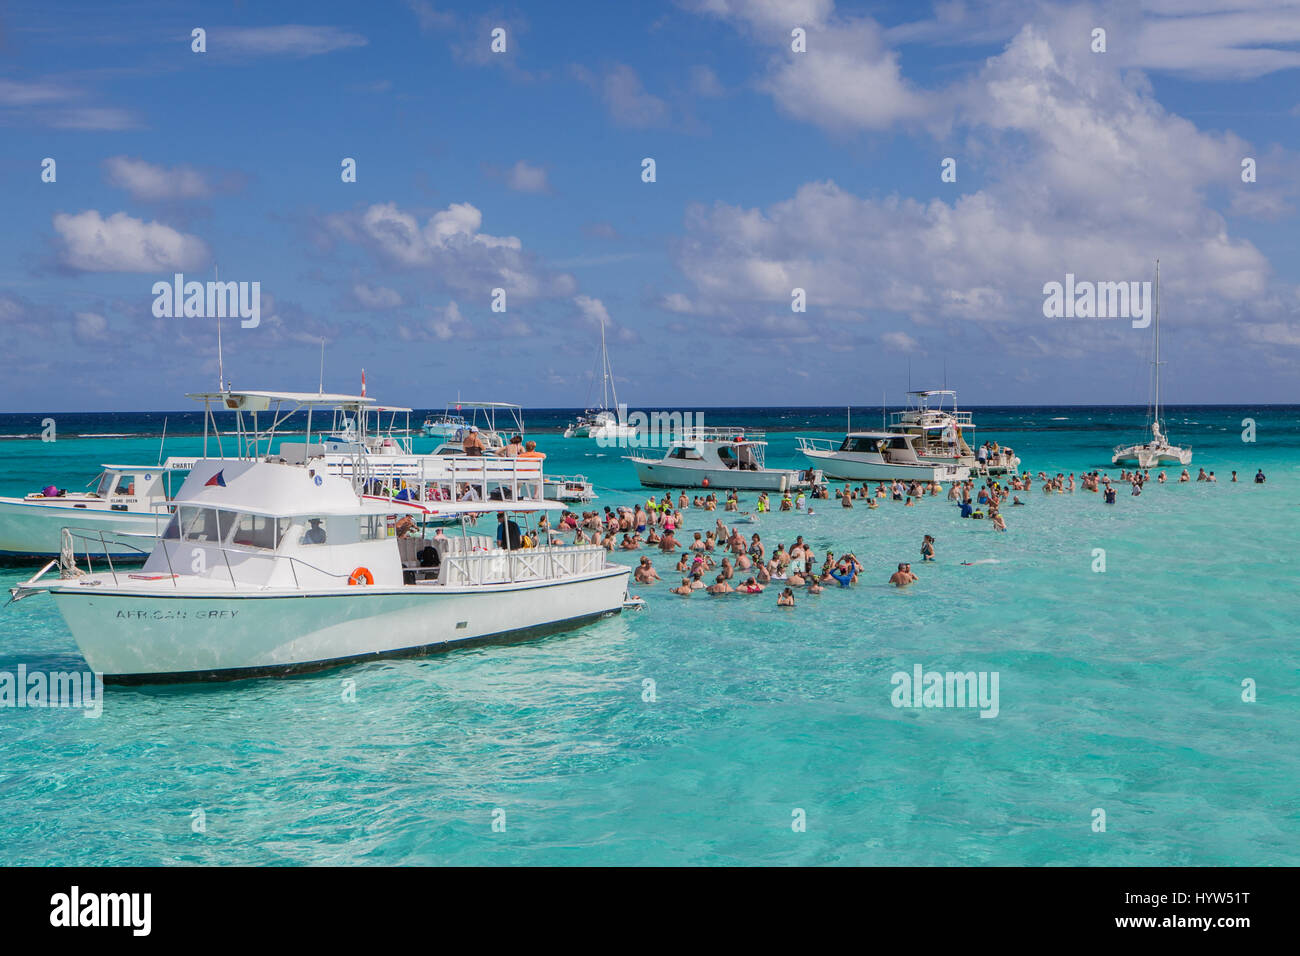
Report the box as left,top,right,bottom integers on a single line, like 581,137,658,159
839,436,883,453
163,506,289,550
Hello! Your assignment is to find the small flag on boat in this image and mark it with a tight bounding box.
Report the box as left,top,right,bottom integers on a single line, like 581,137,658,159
361,368,366,397
205,470,226,487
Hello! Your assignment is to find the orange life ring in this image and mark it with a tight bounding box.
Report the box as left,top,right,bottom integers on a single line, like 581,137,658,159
348,567,374,586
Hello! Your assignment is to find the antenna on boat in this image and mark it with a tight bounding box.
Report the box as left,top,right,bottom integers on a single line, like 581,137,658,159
1153,258,1161,431
157,416,167,467
215,265,225,393
318,338,325,394
846,405,851,433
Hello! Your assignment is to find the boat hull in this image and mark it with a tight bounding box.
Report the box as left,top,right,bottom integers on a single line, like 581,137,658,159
1111,444,1193,468
46,566,630,682
0,498,167,560
798,450,967,483
421,424,461,438
629,459,800,491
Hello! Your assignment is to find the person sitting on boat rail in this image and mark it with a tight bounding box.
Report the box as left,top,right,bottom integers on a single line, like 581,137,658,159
519,440,545,459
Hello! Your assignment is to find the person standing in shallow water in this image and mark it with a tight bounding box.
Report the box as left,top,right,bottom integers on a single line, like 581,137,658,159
921,535,935,562
889,563,918,587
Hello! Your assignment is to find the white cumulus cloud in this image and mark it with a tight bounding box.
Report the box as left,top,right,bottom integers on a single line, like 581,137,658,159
53,210,209,273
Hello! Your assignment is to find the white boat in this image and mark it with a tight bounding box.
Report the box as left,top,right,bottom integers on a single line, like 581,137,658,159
0,463,186,559
8,394,630,684
421,404,468,438
796,432,971,482
426,401,524,454
565,408,638,441
627,427,821,491
890,389,1020,475
1112,261,1192,468
563,316,638,441
542,474,597,502
0,391,595,560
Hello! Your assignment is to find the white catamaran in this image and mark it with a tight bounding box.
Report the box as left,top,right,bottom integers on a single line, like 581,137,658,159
563,317,638,441
8,391,631,683
1112,261,1192,468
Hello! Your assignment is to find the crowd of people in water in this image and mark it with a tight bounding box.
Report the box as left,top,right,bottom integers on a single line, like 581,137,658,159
536,463,1268,608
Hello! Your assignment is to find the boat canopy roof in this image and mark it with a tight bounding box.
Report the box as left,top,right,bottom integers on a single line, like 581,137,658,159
176,459,567,519
845,431,917,441
448,401,524,410
100,463,189,471
187,390,375,411
909,389,957,397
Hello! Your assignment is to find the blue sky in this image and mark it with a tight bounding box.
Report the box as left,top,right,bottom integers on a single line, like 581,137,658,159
1,0,1298,411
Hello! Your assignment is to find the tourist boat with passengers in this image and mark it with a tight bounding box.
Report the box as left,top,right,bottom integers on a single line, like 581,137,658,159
627,427,822,492
795,431,971,482
0,390,592,560
889,389,1020,475
421,403,469,439
1112,262,1192,468
8,391,631,684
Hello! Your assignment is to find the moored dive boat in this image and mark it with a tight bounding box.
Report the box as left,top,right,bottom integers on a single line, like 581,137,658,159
0,463,187,559
795,431,970,482
8,401,631,684
1112,261,1192,468
627,427,822,492
890,389,1020,475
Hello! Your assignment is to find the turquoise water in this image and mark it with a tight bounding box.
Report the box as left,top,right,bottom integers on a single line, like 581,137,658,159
0,406,1296,865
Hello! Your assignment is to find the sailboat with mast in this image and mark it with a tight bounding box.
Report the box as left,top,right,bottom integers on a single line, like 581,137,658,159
1112,260,1192,468
563,317,637,440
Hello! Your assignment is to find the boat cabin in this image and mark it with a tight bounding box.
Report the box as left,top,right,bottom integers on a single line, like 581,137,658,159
25,465,175,511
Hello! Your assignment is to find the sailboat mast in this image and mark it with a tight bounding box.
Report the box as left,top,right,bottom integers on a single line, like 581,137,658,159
1153,259,1161,429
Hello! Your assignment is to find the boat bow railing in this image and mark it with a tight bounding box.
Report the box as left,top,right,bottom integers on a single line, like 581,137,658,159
439,544,609,587
796,437,839,453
